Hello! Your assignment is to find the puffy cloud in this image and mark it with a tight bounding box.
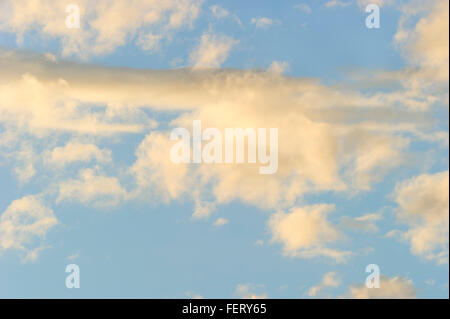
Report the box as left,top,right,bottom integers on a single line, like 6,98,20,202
308,272,341,297
395,0,449,83
0,70,151,136
0,0,203,57
45,142,111,167
346,276,416,299
213,217,228,227
235,284,268,299
130,132,189,203
0,50,442,241
393,170,449,264
0,195,58,261
57,168,127,207
0,50,434,223
268,61,290,75
268,204,351,262
190,32,237,68
185,290,204,299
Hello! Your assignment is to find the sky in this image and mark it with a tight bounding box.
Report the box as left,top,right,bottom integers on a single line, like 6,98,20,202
0,0,448,299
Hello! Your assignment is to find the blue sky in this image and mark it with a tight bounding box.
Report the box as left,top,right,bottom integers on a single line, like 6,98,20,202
0,0,448,298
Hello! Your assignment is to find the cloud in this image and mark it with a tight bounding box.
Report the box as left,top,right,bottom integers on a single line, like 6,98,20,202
268,204,351,262
210,5,229,19
185,290,204,299
324,1,351,8
340,212,383,233
268,61,290,75
213,217,228,227
308,272,341,297
136,32,163,53
235,284,268,299
0,195,58,261
209,4,242,26
57,168,127,207
395,0,449,83
294,3,312,14
251,17,273,28
67,251,80,261
356,0,393,8
45,141,111,168
13,142,37,183
0,0,204,58
0,50,442,229
393,170,449,264
190,32,237,68
345,276,416,299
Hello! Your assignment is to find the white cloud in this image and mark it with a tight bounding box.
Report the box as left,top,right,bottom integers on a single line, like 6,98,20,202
345,276,416,299
0,195,58,261
324,1,351,8
57,168,127,207
235,284,268,299
45,142,111,168
308,272,341,297
185,290,204,299
0,0,204,57
251,17,273,28
209,4,242,26
395,0,449,83
393,170,449,264
268,204,351,262
213,217,228,227
190,32,237,68
0,50,442,233
268,61,290,75
210,5,229,19
356,0,393,8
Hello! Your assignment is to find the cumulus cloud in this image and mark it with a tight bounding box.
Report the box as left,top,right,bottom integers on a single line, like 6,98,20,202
0,48,445,261
395,0,449,83
57,168,127,207
0,0,203,57
0,195,58,261
45,141,111,168
235,284,268,299
268,61,290,75
213,217,228,227
268,204,351,262
190,32,237,68
345,276,416,299
1,50,437,218
308,272,341,297
393,170,449,264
